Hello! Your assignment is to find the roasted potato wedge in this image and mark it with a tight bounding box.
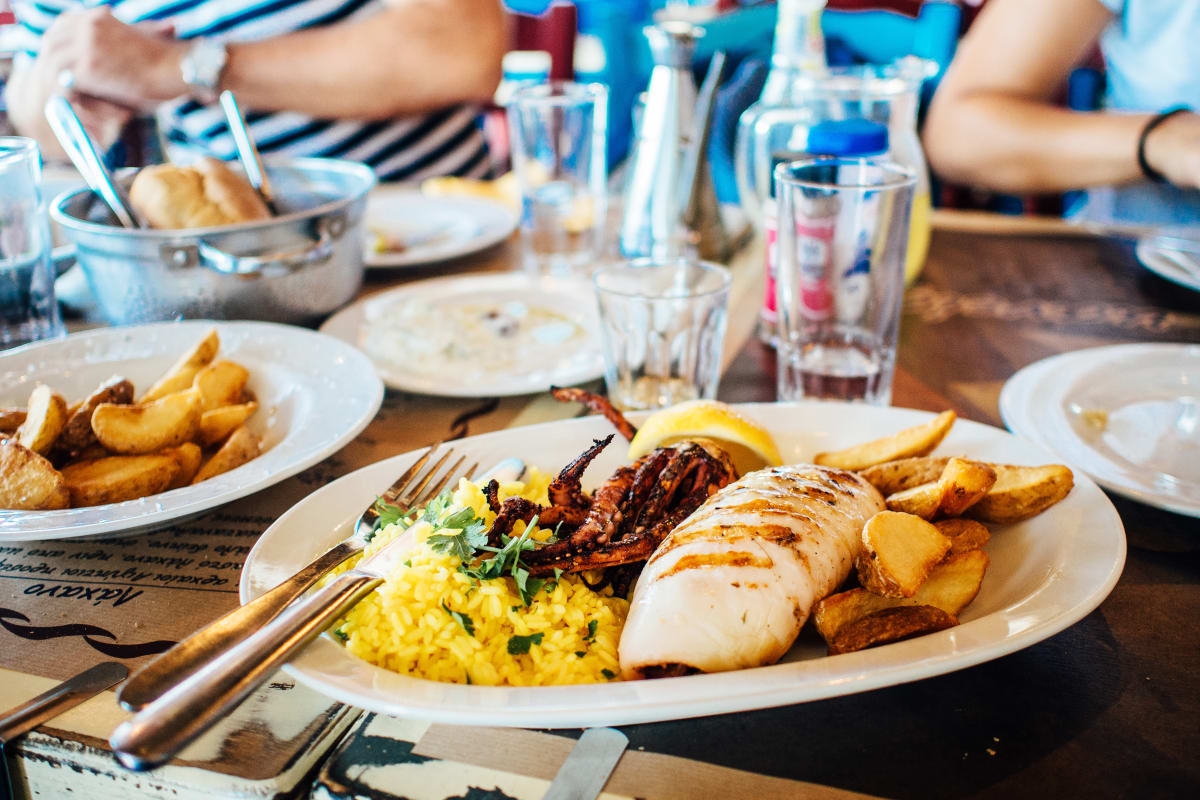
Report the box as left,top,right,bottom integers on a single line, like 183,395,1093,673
858,456,950,496
815,549,989,643
16,384,68,455
885,482,942,520
192,425,260,484
56,376,134,454
935,457,997,517
92,390,202,454
814,410,956,471
198,402,258,447
161,442,203,490
856,511,952,598
140,329,219,402
0,408,26,435
61,454,180,507
933,518,991,554
967,464,1074,524
828,605,958,655
0,441,69,510
193,360,249,411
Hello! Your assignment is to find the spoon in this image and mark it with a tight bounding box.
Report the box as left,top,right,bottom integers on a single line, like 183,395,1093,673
218,90,278,215
43,94,145,229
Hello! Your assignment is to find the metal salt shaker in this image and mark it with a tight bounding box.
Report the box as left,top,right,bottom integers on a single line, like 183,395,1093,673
619,22,728,262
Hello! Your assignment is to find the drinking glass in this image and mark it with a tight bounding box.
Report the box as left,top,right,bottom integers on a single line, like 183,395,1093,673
593,259,731,411
507,82,607,277
774,157,915,404
1,137,63,350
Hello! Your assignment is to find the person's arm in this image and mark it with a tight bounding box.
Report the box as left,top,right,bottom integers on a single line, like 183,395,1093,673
923,0,1200,193
6,0,504,152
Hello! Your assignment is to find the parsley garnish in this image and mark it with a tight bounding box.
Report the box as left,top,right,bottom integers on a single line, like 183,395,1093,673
601,668,616,680
427,507,489,562
583,619,598,642
369,497,417,540
575,651,586,658
442,602,475,637
459,516,539,586
507,632,544,655
332,628,348,642
420,490,454,525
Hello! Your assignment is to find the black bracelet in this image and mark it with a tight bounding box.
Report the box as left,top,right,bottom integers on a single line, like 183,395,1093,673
1137,106,1191,183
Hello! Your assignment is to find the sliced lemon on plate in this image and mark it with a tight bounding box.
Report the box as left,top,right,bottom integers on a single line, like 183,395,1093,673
627,400,783,476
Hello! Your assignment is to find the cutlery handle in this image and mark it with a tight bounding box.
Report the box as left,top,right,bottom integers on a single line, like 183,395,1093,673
118,540,361,711
109,571,379,771
219,90,275,208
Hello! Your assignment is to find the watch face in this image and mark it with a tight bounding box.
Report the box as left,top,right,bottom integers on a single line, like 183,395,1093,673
184,39,228,95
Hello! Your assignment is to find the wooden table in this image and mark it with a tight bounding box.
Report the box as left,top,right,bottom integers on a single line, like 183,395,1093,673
5,214,1199,799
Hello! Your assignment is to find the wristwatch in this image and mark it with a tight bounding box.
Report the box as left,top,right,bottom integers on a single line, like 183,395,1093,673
180,38,228,103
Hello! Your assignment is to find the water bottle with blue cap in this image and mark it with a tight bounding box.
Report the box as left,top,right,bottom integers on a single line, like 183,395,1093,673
758,118,889,345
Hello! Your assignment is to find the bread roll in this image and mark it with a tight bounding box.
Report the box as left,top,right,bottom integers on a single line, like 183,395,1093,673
130,157,271,230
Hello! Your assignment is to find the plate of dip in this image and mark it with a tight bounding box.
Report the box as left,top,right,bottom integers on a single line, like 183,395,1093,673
320,272,605,396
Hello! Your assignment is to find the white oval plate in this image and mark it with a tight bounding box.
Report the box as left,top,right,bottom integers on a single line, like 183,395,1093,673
1135,231,1200,294
364,188,517,269
1,321,383,541
319,272,605,397
1001,343,1200,517
241,402,1126,728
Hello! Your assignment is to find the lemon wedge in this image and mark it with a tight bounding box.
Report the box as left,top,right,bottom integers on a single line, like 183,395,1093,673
627,400,783,476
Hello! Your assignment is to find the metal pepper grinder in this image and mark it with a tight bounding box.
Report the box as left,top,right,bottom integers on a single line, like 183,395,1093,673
620,21,730,262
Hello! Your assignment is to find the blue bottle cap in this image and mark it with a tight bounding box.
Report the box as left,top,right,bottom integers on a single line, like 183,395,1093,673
806,119,889,157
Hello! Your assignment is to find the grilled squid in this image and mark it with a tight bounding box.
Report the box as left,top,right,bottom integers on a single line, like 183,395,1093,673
618,464,885,678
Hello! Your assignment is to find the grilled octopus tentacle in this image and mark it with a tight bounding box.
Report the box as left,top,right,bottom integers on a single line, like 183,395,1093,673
550,386,638,442
486,498,589,546
547,434,613,510
484,479,502,514
523,464,638,565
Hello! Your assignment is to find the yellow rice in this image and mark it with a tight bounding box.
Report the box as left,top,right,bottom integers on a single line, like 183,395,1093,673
327,468,628,686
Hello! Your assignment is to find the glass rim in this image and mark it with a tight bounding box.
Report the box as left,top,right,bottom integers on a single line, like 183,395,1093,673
774,157,917,192
0,136,39,166
593,258,732,300
509,80,607,106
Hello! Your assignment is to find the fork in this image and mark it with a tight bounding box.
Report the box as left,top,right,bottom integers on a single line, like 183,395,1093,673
117,442,480,712
110,450,483,770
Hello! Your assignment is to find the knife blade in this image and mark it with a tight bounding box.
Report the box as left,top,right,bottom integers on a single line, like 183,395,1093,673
541,728,629,800
0,662,128,800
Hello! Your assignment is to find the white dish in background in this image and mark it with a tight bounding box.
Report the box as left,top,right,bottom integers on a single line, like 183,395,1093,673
319,272,604,397
242,402,1126,728
0,321,383,541
1000,343,1200,517
364,188,517,268
1135,229,1200,293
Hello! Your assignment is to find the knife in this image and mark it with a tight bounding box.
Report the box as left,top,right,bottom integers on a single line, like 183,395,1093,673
118,457,526,711
0,662,128,800
541,728,629,800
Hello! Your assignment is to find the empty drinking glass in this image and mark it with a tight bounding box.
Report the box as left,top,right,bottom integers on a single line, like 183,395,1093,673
508,82,607,277
1,137,64,350
774,157,915,404
593,259,731,411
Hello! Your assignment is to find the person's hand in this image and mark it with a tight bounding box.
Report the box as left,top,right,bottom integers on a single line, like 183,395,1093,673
1142,111,1200,189
39,8,187,112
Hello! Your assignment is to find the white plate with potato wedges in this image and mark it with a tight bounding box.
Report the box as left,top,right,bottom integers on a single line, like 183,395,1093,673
240,400,1126,729
0,321,383,541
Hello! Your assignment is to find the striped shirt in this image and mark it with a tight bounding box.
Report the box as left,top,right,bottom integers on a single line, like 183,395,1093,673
10,0,492,181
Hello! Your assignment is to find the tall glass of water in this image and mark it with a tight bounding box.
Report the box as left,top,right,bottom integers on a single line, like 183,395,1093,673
774,157,915,404
1,138,63,350
508,82,607,277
